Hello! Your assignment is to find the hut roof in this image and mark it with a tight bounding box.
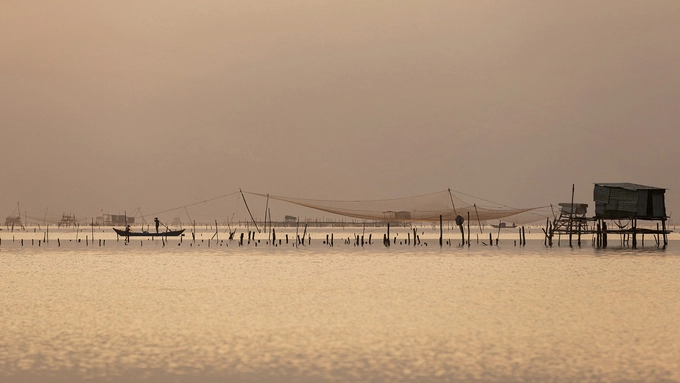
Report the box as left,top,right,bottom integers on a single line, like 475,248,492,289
594,183,665,192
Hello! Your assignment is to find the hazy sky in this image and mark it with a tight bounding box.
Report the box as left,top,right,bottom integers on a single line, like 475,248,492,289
2,1,679,223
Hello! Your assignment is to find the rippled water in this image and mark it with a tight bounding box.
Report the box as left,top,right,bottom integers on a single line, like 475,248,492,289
1,227,679,382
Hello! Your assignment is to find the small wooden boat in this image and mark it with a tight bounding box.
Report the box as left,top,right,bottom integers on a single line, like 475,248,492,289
113,228,185,237
490,222,517,229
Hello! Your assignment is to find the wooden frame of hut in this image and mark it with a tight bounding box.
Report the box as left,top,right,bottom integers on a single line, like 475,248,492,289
548,202,591,247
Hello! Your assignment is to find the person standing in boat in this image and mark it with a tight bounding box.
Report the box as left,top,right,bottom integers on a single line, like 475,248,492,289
154,217,160,233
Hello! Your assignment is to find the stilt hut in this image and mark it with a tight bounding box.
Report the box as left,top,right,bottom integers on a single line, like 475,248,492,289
593,183,669,247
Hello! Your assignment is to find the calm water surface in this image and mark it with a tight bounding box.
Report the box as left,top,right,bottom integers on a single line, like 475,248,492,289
1,228,679,382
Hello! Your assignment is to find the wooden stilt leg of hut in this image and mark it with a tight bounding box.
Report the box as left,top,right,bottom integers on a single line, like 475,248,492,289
632,219,637,249
662,218,668,247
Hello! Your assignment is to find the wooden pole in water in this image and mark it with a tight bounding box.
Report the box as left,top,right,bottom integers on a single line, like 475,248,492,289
439,215,443,247
603,221,608,248
263,194,269,235
474,204,483,233
569,184,575,248
662,218,668,247
518,227,522,246
632,219,636,249
387,222,390,247
467,212,470,247
240,189,260,233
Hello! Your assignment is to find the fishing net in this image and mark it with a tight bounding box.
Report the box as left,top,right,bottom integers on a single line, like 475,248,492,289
245,190,539,223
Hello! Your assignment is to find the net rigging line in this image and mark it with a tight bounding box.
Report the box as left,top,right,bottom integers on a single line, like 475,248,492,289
143,191,240,218
447,187,551,213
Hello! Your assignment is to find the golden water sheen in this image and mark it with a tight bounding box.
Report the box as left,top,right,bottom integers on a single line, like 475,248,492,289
1,237,679,382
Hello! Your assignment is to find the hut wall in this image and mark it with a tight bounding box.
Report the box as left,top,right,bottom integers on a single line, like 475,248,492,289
594,184,666,220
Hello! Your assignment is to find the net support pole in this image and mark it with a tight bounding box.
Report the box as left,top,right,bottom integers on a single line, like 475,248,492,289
474,204,483,233
264,194,269,234
448,188,458,217
240,189,260,233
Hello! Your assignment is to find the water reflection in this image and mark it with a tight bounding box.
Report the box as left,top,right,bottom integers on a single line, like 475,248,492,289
1,231,679,382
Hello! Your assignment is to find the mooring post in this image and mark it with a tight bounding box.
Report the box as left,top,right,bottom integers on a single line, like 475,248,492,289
489,232,492,245
596,220,601,248
467,212,470,247
602,221,608,248
518,228,522,246
439,215,443,247
387,222,390,247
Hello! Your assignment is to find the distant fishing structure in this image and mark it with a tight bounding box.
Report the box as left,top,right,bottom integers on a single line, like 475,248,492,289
2,185,671,250
544,183,671,249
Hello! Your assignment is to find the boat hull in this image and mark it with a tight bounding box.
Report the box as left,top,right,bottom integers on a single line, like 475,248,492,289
113,228,185,237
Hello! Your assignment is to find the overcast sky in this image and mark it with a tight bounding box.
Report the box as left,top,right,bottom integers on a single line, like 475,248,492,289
2,1,679,223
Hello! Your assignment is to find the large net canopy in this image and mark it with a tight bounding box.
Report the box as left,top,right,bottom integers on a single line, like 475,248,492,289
245,190,540,223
